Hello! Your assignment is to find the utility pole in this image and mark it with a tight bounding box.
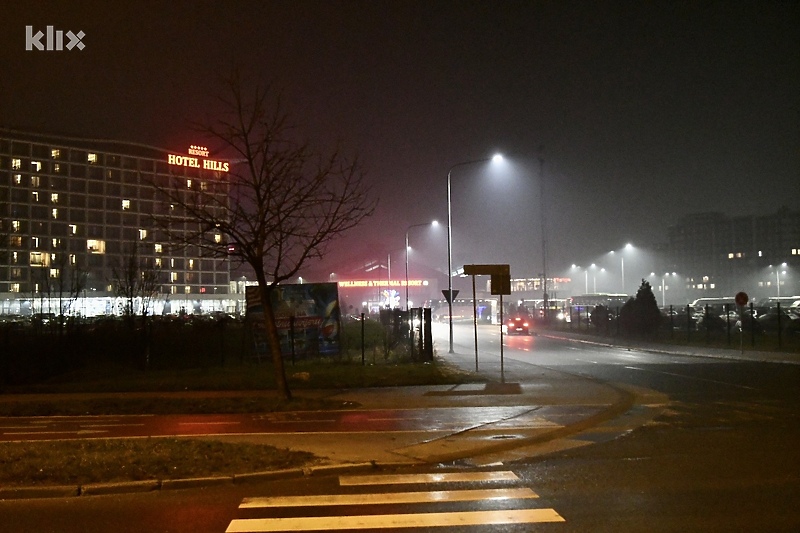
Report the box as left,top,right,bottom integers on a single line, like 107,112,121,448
539,148,548,321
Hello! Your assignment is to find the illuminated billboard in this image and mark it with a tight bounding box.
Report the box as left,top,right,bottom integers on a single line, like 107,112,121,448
246,283,341,358
167,145,229,172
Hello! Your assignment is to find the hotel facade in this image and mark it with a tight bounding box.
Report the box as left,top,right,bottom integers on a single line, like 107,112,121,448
0,129,239,317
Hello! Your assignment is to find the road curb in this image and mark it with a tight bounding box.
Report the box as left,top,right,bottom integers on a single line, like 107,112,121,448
0,461,414,501
80,479,160,496
160,475,234,491
0,484,79,500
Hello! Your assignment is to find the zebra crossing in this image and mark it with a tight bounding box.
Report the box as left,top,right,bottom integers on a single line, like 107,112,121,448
225,469,565,532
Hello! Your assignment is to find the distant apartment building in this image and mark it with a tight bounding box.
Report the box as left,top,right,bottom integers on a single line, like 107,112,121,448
0,129,235,315
666,208,800,297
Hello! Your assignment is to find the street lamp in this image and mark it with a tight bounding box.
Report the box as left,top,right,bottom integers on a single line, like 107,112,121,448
588,264,603,293
570,264,589,294
405,220,439,310
770,263,787,297
609,243,633,294
446,154,503,354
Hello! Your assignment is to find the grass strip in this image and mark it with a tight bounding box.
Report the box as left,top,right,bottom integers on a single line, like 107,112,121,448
0,396,354,417
5,357,478,395
0,438,316,487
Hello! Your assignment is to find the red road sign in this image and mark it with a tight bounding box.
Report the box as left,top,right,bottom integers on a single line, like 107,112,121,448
735,292,749,306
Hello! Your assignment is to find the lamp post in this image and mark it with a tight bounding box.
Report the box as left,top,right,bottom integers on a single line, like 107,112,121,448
570,264,589,294
446,154,502,354
405,220,438,311
610,243,633,294
772,263,787,297
588,264,603,293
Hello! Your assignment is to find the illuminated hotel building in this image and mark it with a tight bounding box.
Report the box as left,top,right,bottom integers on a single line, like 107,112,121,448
0,129,234,315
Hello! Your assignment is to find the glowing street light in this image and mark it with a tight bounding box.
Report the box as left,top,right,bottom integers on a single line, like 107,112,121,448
405,220,439,310
770,263,788,297
445,154,503,354
609,243,634,294
650,272,676,307
571,264,590,294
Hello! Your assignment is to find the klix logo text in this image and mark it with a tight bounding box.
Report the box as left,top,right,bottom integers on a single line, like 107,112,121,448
26,26,85,51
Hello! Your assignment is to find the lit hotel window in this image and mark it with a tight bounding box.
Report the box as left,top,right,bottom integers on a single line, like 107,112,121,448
170,258,175,268
12,252,19,263
69,254,76,265
200,181,208,191
51,149,61,159
10,236,22,247
728,253,734,259
138,229,147,240
52,238,61,247
14,174,22,184
87,239,106,254
32,191,39,202
187,179,192,189
88,153,98,164
793,248,799,255
51,193,59,203
12,158,21,170
50,268,60,278
155,258,162,267
12,220,20,232
214,233,222,244
10,284,20,293
53,163,61,173
32,237,40,248
154,243,163,253
30,175,40,187
32,161,42,172
171,272,178,282
69,224,77,234
51,208,58,219
30,251,50,266
122,199,131,210
184,286,191,294
189,259,194,270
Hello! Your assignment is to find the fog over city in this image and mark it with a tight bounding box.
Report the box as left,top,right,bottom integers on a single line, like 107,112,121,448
2,1,797,283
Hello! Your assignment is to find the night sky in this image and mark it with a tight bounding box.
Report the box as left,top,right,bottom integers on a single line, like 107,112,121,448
2,1,798,284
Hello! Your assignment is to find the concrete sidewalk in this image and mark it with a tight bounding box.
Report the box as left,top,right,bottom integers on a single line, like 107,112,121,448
0,357,653,500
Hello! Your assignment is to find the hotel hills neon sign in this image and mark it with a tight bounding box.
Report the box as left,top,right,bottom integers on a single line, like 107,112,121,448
338,280,428,288
167,145,229,172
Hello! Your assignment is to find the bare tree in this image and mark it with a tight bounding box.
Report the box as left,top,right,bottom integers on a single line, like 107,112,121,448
29,254,86,329
153,74,375,399
111,242,161,324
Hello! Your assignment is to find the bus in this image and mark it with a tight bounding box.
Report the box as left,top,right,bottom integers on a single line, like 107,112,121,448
689,297,737,318
565,294,629,322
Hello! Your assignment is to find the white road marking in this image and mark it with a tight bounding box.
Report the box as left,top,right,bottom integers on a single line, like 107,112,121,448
240,487,538,508
225,509,564,531
177,421,241,426
339,471,519,486
80,423,146,428
623,365,756,389
3,429,108,436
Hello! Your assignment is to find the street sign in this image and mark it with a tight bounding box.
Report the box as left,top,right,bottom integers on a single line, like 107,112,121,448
442,289,460,304
463,264,509,276
463,264,511,295
491,273,511,295
735,291,749,307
